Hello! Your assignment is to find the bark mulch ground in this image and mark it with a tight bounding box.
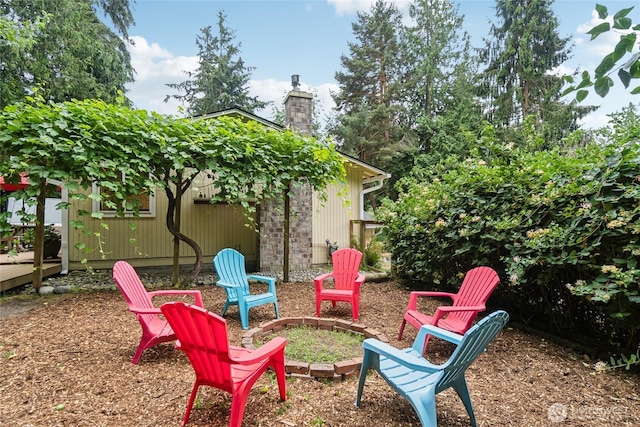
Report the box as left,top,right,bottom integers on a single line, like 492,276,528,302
1,280,639,426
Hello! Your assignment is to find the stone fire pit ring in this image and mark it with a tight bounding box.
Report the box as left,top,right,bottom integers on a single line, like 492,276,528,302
242,317,389,381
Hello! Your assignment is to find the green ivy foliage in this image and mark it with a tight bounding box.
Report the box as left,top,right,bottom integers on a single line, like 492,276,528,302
0,94,344,219
0,95,345,273
379,111,640,351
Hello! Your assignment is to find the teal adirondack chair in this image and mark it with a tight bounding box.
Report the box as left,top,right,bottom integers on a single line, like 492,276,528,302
213,248,280,330
356,310,509,427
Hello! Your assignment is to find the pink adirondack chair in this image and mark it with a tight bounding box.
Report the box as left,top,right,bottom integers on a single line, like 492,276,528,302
314,248,365,321
160,301,287,427
112,260,204,364
397,266,500,347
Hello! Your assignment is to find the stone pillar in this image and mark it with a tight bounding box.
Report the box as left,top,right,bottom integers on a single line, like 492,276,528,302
259,87,314,272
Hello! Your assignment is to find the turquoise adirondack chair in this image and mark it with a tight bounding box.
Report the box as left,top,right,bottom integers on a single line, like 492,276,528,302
213,248,280,330
356,310,509,426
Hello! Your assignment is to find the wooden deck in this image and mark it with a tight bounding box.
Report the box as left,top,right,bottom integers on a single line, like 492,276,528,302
0,251,62,292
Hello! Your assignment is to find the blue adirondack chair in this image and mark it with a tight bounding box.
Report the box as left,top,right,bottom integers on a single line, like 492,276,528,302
213,248,280,330
355,310,509,426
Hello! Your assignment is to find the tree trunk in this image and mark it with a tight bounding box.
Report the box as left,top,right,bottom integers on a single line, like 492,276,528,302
172,182,183,285
165,184,202,286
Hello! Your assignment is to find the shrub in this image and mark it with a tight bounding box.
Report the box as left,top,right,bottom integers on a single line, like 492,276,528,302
379,112,640,353
363,236,383,270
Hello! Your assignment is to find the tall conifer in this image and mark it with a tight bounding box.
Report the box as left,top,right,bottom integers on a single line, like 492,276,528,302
480,0,571,126
330,0,408,207
166,11,266,116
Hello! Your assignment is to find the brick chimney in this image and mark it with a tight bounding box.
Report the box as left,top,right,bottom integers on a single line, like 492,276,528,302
284,75,313,136
259,76,314,272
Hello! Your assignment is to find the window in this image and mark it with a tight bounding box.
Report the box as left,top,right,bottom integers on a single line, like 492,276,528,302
92,178,156,218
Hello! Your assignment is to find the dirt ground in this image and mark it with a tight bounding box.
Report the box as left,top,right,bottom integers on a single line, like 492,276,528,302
1,280,639,427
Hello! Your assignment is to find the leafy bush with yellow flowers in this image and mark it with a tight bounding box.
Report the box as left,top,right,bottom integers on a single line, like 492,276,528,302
379,108,640,355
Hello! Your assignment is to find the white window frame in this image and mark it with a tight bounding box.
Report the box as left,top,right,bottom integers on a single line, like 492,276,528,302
91,181,156,218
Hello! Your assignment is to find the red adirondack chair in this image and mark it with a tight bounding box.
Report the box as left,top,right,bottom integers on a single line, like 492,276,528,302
112,260,204,364
160,301,287,427
314,248,365,321
397,266,500,346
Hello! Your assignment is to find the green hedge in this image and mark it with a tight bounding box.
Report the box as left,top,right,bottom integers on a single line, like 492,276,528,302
379,116,640,353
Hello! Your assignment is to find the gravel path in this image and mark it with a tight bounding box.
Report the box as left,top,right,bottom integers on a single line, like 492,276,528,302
19,267,331,295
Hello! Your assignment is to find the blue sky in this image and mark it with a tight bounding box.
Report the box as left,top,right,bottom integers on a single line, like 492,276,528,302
124,0,639,129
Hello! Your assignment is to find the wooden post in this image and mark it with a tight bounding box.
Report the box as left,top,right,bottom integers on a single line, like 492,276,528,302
283,185,290,283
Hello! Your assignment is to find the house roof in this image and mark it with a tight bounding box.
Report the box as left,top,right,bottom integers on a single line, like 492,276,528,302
339,151,391,182
198,106,284,130
196,106,391,181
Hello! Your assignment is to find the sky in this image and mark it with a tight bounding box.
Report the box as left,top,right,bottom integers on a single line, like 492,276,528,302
122,0,639,129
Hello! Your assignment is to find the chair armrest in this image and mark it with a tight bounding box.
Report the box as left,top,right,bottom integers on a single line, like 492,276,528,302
232,337,287,365
407,291,456,310
147,290,204,307
247,275,277,293
413,324,463,353
362,338,441,372
429,304,485,325
350,274,366,294
314,272,334,291
247,274,275,284
129,306,163,315
216,280,240,290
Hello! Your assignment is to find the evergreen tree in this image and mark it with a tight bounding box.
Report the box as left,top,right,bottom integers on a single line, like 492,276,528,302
166,11,267,116
403,0,483,159
330,0,410,206
480,0,572,127
0,9,46,108
0,0,134,108
93,0,134,40
404,0,471,119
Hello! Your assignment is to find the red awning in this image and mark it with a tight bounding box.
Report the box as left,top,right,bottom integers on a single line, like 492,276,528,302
0,174,30,191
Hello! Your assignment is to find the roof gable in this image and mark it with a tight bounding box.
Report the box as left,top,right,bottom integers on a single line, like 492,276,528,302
198,106,283,130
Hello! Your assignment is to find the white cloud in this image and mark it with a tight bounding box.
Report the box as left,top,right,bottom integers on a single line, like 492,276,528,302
578,112,611,130
550,64,573,77
250,78,291,119
327,0,410,16
327,0,375,16
315,82,339,117
126,36,339,121
128,36,172,60
125,36,199,115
